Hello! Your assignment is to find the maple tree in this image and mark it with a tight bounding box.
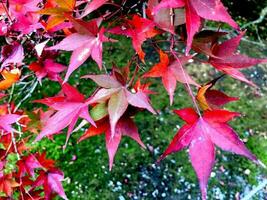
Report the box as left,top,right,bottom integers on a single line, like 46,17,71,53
0,0,266,199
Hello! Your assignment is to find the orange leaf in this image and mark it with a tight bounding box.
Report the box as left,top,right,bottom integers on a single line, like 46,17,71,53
46,16,66,30
196,83,212,111
0,69,21,90
38,0,76,30
55,0,76,11
196,75,238,111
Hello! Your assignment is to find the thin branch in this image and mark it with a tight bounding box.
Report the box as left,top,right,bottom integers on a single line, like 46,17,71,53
242,179,267,200
11,130,20,160
14,80,38,112
241,6,267,29
170,36,202,116
204,27,266,47
8,84,15,103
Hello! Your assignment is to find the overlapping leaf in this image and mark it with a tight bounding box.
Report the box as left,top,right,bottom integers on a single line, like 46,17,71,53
38,0,76,30
143,50,199,104
17,154,42,178
153,0,238,54
32,168,67,199
34,82,95,147
208,32,267,86
191,30,227,57
8,0,42,34
196,75,238,110
79,114,145,170
29,59,66,83
109,15,160,61
147,0,185,33
0,43,24,68
84,66,156,137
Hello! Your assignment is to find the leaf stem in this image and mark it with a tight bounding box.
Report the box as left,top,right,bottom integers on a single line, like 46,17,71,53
242,179,267,200
170,36,202,116
11,130,20,160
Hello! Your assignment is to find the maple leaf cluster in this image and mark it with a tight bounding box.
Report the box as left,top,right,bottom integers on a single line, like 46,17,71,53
0,0,266,199
0,98,66,199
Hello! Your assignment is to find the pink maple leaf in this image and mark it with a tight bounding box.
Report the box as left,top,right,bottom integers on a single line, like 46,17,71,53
0,42,24,68
34,82,95,147
0,114,21,133
83,68,156,137
47,18,109,82
159,108,263,200
32,169,67,200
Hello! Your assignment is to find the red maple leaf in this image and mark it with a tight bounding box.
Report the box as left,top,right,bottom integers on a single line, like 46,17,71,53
0,174,20,197
109,15,160,61
29,59,66,83
191,30,227,57
35,152,56,170
34,82,95,147
79,114,145,170
208,32,267,86
143,49,199,104
17,154,42,178
196,75,239,110
153,0,238,54
19,176,43,200
159,108,263,200
0,133,28,159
